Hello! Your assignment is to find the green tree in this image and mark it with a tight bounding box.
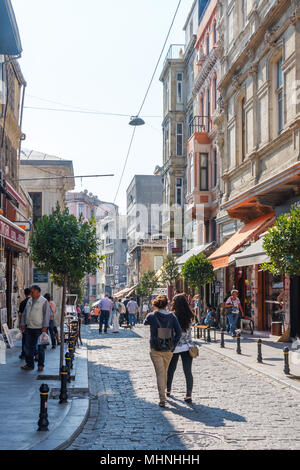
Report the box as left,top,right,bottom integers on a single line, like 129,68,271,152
136,270,160,304
160,254,180,287
262,205,300,277
30,204,102,368
181,253,215,290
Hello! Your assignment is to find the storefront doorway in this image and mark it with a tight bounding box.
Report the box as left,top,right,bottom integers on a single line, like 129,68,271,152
290,276,300,339
258,271,284,332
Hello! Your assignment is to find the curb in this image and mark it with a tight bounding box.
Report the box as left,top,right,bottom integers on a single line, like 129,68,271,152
29,343,90,451
200,341,300,395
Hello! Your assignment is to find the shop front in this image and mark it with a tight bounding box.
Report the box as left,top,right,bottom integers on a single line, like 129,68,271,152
0,216,27,329
209,213,275,331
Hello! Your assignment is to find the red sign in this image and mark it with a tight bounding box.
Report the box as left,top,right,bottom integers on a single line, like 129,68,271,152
0,216,26,249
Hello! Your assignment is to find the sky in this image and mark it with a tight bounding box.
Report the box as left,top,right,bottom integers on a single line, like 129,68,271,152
13,0,193,213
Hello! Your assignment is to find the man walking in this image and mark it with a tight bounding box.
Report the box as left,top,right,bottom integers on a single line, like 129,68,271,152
99,295,113,334
20,285,50,372
18,288,31,360
127,297,138,328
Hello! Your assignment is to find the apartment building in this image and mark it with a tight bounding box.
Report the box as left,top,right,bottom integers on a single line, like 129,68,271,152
159,0,199,256
209,0,300,336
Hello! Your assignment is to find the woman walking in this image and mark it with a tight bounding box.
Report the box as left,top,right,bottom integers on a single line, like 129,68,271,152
167,294,195,403
144,295,182,408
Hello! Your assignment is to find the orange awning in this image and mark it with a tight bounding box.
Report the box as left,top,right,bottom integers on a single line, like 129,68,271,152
209,213,274,270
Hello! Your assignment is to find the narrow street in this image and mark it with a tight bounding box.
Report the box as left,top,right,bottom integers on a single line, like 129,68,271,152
69,325,300,451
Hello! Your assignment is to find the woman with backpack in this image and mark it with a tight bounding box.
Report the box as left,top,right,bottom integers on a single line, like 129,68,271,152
144,295,182,408
167,294,196,403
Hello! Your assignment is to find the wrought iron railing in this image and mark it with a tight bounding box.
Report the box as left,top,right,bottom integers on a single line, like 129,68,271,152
189,116,212,137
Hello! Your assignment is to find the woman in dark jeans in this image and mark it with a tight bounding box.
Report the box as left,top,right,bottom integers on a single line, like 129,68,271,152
167,294,194,403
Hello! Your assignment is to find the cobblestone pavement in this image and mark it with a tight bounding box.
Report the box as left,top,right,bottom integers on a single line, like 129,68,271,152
68,324,300,451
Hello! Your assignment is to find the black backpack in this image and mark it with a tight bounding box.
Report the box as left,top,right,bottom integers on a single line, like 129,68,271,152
154,314,174,352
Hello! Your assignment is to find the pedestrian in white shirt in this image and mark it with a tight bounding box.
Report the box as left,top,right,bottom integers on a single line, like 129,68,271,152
127,297,138,327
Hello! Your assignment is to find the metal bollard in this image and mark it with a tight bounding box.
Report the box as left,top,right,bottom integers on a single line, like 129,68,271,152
220,329,225,348
207,328,211,343
284,347,290,375
38,384,49,432
237,333,242,355
257,339,263,363
59,365,69,404
65,352,72,383
68,342,74,369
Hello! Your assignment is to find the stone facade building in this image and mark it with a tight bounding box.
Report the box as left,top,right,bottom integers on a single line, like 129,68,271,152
209,0,300,336
159,0,199,255
0,3,33,329
20,150,75,320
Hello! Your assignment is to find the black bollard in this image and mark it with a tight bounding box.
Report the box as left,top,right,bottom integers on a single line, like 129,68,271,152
65,352,72,383
68,342,74,369
220,329,225,348
237,333,242,355
284,347,290,375
38,384,49,432
207,328,211,343
59,365,69,404
257,339,263,363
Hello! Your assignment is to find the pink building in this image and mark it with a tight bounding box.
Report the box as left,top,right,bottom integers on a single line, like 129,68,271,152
186,0,219,248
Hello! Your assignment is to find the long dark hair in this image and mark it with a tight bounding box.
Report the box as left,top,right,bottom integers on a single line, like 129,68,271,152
171,294,193,332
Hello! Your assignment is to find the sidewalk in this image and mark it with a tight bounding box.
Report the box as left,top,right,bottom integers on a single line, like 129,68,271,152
0,328,89,450
197,330,300,393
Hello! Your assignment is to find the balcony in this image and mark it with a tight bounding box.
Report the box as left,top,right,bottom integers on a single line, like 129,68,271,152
188,116,212,149
162,44,185,70
189,116,212,137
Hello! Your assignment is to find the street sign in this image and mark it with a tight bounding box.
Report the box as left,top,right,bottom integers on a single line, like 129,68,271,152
33,268,49,284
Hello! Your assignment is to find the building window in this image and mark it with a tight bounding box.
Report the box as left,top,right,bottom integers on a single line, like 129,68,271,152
176,178,183,206
213,21,217,44
190,152,194,192
205,220,210,243
164,79,169,112
206,33,210,55
241,97,246,160
212,217,217,242
176,123,183,156
165,177,170,206
241,0,247,28
29,192,42,225
207,88,210,131
164,124,169,161
154,256,164,272
214,76,217,110
177,73,183,104
276,57,283,133
86,206,89,219
200,153,209,191
213,149,218,187
78,204,84,217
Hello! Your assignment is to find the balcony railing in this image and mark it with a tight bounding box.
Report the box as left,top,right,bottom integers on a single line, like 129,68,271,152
189,116,212,137
163,44,185,69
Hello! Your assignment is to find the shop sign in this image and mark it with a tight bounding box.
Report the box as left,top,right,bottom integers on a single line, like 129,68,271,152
0,216,26,248
33,269,49,284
